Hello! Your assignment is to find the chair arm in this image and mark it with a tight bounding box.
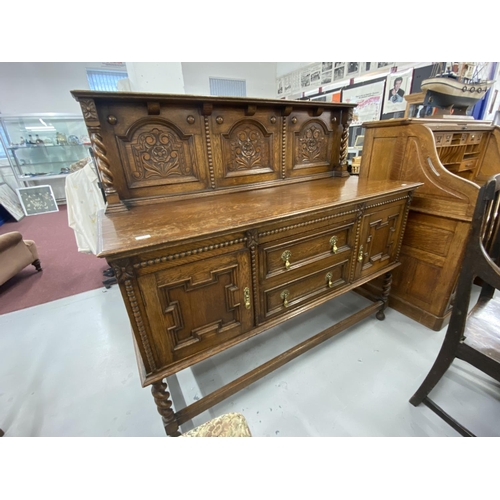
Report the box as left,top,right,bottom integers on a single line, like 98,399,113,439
0,232,23,252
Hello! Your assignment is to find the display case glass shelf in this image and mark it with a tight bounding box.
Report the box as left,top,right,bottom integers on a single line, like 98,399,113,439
0,114,91,183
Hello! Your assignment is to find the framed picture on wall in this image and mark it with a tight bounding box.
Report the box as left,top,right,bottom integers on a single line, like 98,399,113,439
321,71,332,85
334,63,345,81
382,68,414,115
341,78,386,126
361,62,373,74
16,185,59,216
322,62,333,72
301,69,311,88
347,62,360,76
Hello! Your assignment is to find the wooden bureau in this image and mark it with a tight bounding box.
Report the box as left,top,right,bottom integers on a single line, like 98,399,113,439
71,90,420,436
359,118,500,331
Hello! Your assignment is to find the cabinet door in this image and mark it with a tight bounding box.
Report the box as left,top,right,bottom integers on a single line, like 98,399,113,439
355,200,406,279
138,250,253,367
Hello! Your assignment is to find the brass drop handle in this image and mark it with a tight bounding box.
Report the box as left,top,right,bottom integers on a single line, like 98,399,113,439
329,236,338,254
358,245,364,263
281,250,292,270
326,272,333,288
244,287,251,310
280,289,290,308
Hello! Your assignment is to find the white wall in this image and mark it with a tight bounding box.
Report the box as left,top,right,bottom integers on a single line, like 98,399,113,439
181,62,276,98
0,62,279,115
0,62,106,115
126,62,185,93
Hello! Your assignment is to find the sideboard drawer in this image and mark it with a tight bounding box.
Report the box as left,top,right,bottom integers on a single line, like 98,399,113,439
261,258,350,321
260,221,355,280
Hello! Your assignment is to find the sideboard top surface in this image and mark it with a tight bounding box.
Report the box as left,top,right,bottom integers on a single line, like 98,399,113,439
98,176,420,258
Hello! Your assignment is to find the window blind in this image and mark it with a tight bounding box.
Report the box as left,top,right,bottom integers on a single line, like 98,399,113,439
209,78,246,97
86,69,128,92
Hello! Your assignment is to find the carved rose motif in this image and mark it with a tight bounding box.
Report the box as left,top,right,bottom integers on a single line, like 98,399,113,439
152,145,170,161
80,99,99,122
132,128,190,179
113,261,135,282
300,125,325,162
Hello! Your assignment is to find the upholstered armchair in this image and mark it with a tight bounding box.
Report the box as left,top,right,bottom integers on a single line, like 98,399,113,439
0,231,41,287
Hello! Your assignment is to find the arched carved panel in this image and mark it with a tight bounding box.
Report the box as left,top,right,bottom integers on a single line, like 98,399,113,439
116,119,200,189
221,120,274,177
293,120,332,170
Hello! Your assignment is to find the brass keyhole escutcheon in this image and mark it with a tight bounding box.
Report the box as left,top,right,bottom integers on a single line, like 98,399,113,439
281,250,292,270
326,272,333,288
244,287,251,310
329,236,338,254
280,289,290,308
358,245,364,263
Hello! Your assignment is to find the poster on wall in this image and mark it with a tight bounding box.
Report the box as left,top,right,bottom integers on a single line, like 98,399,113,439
321,62,333,85
277,77,284,96
360,62,373,74
283,72,300,95
334,63,346,82
301,67,312,89
382,68,413,115
342,80,385,126
310,63,322,87
346,62,360,77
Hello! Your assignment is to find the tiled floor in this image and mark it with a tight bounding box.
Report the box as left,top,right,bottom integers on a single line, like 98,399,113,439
1,285,499,437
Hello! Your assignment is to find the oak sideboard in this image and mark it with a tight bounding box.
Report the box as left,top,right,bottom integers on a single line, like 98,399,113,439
72,90,420,436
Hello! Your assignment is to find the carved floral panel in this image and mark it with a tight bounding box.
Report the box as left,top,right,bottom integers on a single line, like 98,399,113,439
293,120,331,169
300,125,325,162
131,127,191,180
118,123,199,188
222,121,273,177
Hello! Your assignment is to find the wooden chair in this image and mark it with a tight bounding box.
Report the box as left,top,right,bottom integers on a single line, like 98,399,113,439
409,173,500,436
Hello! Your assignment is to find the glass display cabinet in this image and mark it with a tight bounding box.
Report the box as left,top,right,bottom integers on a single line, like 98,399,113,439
0,113,91,201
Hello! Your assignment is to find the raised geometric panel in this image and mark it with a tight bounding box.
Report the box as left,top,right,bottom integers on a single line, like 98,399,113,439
221,119,274,177
365,213,399,266
117,119,200,189
159,265,241,352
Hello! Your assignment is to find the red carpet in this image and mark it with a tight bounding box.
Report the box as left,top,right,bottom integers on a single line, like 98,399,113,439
0,205,109,315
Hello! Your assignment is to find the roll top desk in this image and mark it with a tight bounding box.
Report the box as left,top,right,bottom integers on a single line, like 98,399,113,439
72,91,420,436
359,118,500,331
